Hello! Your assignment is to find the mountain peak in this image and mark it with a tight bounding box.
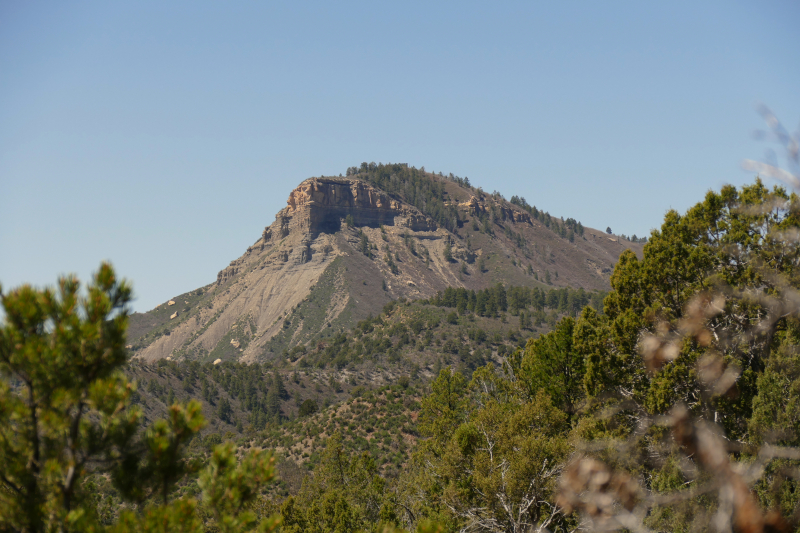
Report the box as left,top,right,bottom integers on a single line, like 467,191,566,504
127,166,642,364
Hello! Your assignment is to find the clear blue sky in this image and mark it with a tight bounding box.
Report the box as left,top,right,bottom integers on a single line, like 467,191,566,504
2,1,799,312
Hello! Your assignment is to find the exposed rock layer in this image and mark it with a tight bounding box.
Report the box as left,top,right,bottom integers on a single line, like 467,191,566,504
270,178,437,237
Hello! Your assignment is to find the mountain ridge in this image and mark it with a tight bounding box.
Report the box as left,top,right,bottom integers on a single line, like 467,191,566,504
128,164,642,363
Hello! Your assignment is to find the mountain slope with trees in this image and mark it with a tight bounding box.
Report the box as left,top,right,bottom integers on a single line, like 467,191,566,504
5,177,800,532
128,164,642,364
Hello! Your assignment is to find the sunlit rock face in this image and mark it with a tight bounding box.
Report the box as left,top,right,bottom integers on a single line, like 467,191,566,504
459,195,531,224
273,178,436,235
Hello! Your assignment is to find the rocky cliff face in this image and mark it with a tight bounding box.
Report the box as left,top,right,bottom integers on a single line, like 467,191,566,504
263,178,437,240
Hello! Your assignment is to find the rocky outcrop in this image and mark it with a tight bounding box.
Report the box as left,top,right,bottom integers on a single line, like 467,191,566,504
265,178,436,239
501,205,532,224
395,213,436,231
278,215,291,238
460,195,485,215
459,195,531,225
299,238,312,264
216,260,242,285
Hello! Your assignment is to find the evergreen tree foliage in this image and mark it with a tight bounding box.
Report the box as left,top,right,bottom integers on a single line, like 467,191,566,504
406,366,569,532
443,240,453,262
577,181,800,436
428,284,604,319
512,316,584,416
0,264,281,532
406,179,800,531
279,432,400,532
0,264,137,531
349,163,461,232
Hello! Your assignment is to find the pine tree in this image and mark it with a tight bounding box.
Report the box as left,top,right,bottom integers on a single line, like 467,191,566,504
443,240,453,262
266,389,281,421
0,264,281,531
273,371,287,399
217,397,233,423
358,231,370,257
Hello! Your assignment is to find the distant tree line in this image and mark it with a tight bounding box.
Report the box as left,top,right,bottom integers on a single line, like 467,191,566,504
619,233,648,243
345,163,595,246
510,195,585,242
427,284,605,319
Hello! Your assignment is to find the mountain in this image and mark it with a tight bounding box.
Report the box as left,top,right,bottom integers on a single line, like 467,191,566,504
127,164,642,363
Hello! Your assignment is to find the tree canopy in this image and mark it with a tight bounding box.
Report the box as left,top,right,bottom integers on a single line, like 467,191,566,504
0,264,280,532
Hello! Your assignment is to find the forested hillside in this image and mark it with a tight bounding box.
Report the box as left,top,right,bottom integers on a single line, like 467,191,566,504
3,178,800,532
127,282,605,436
